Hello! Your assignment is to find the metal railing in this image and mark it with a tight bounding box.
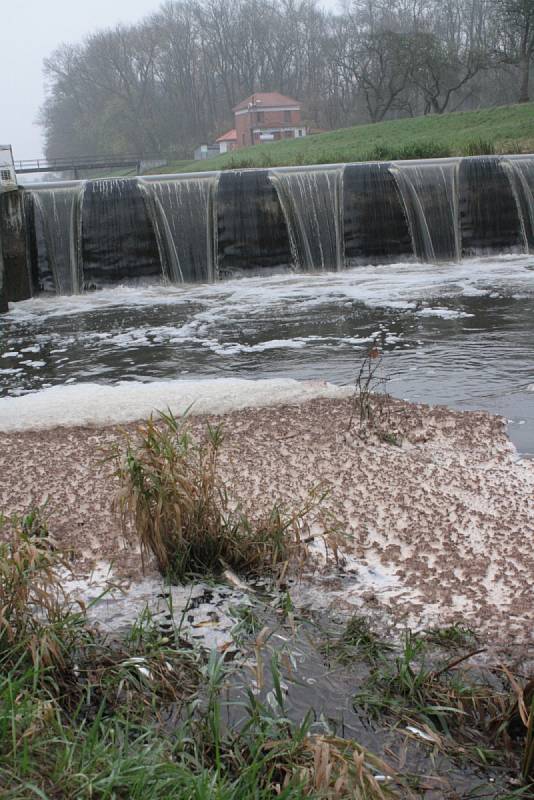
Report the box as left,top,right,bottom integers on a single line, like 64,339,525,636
13,154,166,174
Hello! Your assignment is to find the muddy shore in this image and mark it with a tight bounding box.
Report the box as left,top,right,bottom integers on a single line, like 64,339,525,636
1,393,533,645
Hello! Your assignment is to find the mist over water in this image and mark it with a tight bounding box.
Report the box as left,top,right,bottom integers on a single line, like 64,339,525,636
1,256,533,453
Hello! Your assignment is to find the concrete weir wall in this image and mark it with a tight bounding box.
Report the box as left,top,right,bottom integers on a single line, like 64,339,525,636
0,191,31,307
2,154,534,312
0,226,7,313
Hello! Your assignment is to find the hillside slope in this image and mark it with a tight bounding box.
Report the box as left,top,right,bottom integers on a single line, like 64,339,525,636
147,102,534,174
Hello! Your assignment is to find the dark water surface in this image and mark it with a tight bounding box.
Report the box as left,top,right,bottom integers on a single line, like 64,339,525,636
1,256,533,453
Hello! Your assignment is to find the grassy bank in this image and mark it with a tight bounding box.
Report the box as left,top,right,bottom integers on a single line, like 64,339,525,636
2,514,533,798
147,102,534,175
0,514,392,800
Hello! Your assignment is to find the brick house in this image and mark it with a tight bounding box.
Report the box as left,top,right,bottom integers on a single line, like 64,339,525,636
233,93,308,148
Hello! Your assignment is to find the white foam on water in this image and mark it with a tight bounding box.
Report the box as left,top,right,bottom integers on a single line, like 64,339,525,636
60,562,251,651
199,334,374,356
0,377,352,432
5,256,533,324
415,307,474,319
4,283,193,320
50,325,377,356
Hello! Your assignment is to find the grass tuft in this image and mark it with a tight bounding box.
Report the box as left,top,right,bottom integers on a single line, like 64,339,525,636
461,138,496,156
0,523,84,678
351,630,533,773
423,624,477,651
327,615,393,665
112,410,314,582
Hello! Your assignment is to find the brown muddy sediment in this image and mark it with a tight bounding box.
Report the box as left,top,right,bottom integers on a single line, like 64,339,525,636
1,395,533,644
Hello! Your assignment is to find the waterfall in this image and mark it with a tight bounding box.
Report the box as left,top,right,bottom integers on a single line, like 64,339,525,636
32,184,84,294
137,181,177,282
25,192,55,293
390,161,460,262
140,176,218,283
501,156,534,252
270,167,344,271
81,179,162,288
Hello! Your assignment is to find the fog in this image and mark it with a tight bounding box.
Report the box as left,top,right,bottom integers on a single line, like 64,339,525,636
2,0,343,160
2,1,189,158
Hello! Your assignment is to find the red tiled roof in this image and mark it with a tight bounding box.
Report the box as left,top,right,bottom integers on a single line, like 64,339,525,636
216,129,237,142
233,92,301,112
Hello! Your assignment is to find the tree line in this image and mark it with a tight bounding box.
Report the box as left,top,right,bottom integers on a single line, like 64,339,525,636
40,0,534,159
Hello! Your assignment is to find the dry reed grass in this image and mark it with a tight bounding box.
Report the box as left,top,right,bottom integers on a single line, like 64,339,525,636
112,410,316,582
0,510,200,712
273,734,400,798
0,522,82,675
348,341,402,446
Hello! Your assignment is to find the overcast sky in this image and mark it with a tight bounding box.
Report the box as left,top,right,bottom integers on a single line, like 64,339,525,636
2,0,339,160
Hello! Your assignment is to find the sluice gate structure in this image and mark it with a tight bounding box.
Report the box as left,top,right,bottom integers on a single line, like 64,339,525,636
1,155,534,310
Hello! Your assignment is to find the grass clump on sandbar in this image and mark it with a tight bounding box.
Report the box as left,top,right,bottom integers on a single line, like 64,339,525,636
112,410,317,582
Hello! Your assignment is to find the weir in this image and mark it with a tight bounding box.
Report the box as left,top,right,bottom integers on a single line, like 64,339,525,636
391,161,460,262
2,154,534,305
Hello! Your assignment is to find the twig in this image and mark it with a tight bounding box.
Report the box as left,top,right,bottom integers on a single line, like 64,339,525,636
432,648,487,680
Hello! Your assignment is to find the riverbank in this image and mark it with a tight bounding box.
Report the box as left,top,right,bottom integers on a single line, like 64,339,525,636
1,389,533,645
3,385,534,796
146,102,534,174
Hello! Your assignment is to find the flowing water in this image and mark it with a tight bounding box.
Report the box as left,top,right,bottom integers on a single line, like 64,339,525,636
16,155,534,293
140,175,218,282
270,167,344,270
391,162,460,262
1,256,533,454
32,185,83,294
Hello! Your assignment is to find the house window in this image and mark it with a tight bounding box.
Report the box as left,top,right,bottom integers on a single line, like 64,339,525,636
283,110,291,123
0,169,11,182
256,110,264,122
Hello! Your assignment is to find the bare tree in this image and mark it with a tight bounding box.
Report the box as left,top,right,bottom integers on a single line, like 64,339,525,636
38,0,519,159
494,0,534,101
331,2,413,122
410,0,490,114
